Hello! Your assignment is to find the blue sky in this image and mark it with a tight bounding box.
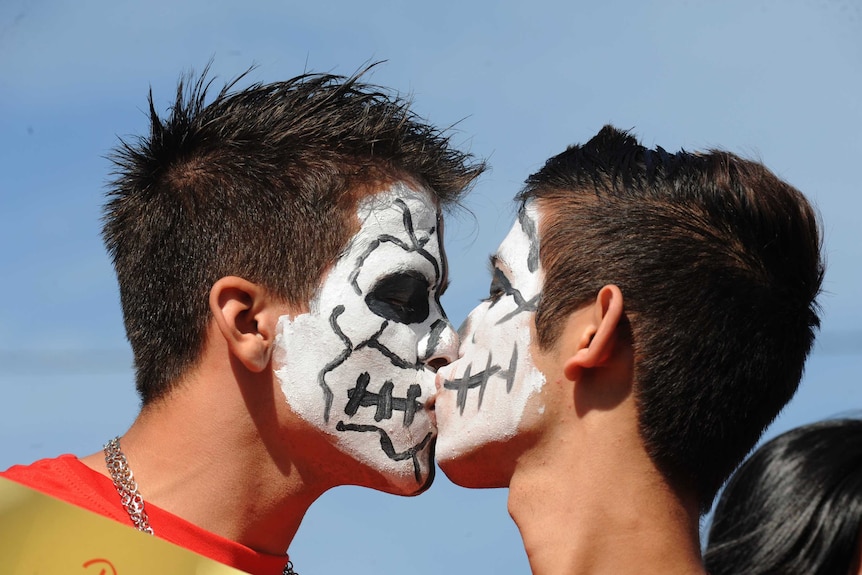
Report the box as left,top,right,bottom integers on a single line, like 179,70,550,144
1,1,860,572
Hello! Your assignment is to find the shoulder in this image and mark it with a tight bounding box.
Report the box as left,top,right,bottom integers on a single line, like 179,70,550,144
2,454,129,523
3,454,82,489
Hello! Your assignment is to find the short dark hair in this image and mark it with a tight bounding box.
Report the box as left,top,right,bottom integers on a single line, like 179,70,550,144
103,66,484,404
517,125,824,509
705,418,862,575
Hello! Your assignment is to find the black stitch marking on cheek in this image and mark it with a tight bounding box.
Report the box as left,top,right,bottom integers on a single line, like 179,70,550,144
456,363,470,414
423,319,447,360
443,362,505,415
441,347,530,414
344,372,370,417
506,344,518,393
476,353,494,410
402,384,421,426
518,204,540,274
345,378,423,426
335,421,433,483
374,381,394,421
318,306,353,423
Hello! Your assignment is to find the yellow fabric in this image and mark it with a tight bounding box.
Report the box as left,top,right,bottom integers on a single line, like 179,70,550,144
0,476,249,575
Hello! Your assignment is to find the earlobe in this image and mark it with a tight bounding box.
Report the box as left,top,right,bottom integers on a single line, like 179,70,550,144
209,276,283,373
563,285,624,380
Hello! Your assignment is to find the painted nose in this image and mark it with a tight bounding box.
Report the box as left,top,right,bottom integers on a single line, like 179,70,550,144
420,318,460,372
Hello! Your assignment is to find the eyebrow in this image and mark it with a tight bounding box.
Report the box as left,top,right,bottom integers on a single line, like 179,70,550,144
488,254,499,273
488,254,511,275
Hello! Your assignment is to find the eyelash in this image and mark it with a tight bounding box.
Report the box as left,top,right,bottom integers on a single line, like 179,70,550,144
481,271,507,303
482,291,503,304
366,271,432,325
385,296,414,311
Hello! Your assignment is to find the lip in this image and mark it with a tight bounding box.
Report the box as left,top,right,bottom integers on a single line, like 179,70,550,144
425,390,437,427
434,370,445,392
427,401,437,428
425,373,445,428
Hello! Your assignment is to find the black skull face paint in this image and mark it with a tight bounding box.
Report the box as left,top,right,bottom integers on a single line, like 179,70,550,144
273,183,458,492
435,202,546,462
365,271,431,324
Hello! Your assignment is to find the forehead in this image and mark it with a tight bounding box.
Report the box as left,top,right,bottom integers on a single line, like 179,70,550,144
354,182,439,237
496,202,540,273
344,181,443,287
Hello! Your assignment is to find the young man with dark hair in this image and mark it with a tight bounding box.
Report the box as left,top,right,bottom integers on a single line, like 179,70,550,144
433,125,823,574
2,69,483,574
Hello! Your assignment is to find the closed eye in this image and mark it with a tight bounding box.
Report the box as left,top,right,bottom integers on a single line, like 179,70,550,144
482,267,507,304
366,271,431,324
481,256,509,305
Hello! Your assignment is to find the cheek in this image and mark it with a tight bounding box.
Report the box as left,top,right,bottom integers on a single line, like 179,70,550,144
273,312,345,424
379,322,425,363
331,294,440,360
476,307,543,406
457,305,490,354
335,297,381,336
466,301,517,350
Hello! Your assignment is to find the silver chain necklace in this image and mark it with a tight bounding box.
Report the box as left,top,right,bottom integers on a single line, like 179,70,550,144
103,436,298,575
104,436,154,534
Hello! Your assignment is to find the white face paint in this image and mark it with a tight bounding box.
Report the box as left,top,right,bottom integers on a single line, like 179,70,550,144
273,182,458,493
435,202,545,462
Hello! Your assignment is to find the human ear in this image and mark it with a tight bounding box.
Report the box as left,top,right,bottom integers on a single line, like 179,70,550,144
209,276,284,373
563,284,624,379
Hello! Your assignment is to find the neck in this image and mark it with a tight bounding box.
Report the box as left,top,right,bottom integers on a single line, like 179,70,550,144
506,422,705,575
82,357,324,555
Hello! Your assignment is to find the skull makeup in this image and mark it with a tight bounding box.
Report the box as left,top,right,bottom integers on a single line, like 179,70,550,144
273,182,457,493
435,202,546,465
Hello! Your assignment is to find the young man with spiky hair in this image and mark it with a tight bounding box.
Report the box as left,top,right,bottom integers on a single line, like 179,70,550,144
2,68,483,574
433,126,823,574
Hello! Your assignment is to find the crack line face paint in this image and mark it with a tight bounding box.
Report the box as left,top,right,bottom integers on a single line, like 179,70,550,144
273,182,457,492
435,202,546,462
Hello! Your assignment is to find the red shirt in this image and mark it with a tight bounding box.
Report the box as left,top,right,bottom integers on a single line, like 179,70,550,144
2,455,291,575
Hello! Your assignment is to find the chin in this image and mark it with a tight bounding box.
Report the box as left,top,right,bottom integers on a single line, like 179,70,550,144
435,442,513,489
361,444,437,496
407,457,436,495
